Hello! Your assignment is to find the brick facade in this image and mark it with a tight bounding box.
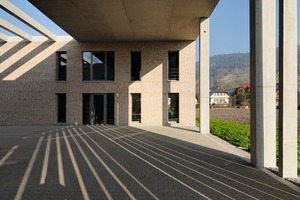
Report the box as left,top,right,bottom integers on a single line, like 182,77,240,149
0,37,195,126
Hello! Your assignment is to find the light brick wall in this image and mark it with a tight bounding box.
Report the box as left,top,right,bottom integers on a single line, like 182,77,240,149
0,39,195,126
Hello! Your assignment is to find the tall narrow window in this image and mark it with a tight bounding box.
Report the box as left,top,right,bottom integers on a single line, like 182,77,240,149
168,93,179,122
82,51,115,81
132,93,141,122
131,52,141,81
168,51,179,80
57,93,66,123
57,52,67,81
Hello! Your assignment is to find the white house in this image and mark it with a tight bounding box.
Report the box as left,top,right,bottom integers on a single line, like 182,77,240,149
209,87,230,107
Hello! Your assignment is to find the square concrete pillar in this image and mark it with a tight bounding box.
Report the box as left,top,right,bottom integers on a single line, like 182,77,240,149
250,0,277,168
199,17,210,134
278,0,298,178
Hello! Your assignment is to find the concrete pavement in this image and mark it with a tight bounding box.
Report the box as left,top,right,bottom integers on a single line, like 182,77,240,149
0,125,299,199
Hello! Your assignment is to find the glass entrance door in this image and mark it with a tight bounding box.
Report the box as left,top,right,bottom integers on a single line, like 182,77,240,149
93,95,105,125
82,93,114,125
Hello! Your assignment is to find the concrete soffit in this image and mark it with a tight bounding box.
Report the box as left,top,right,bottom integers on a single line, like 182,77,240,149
28,0,219,42
0,0,58,42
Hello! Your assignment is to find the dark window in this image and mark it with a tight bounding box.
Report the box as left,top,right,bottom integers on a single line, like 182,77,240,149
106,94,115,124
82,51,115,81
132,94,141,122
92,52,105,80
83,52,91,80
168,51,179,80
131,52,141,80
57,52,67,81
168,93,179,122
82,94,90,125
107,52,115,80
82,93,114,125
57,93,66,123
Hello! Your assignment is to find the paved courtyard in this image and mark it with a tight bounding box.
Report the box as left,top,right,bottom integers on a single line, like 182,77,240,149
0,125,299,199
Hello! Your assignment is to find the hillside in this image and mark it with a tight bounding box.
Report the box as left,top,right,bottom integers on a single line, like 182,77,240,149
196,46,300,89
196,52,250,89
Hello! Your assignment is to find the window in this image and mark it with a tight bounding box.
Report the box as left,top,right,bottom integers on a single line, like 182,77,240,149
82,51,114,81
168,51,179,80
57,93,66,123
132,94,141,122
57,52,67,81
131,52,141,81
168,93,179,122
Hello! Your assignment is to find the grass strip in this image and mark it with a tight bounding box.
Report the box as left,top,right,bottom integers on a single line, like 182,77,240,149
196,117,300,174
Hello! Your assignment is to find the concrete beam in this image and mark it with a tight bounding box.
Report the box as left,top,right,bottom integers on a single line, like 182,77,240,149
250,0,277,168
0,18,32,41
0,0,56,41
199,17,210,134
0,32,8,42
278,0,298,178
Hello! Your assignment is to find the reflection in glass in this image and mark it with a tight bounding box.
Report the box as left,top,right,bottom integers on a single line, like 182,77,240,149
82,51,114,81
83,52,91,80
168,51,179,80
168,93,179,122
132,94,141,122
93,52,105,80
57,52,67,81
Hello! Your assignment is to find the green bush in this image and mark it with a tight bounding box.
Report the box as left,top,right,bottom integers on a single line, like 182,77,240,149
209,118,251,150
197,117,300,175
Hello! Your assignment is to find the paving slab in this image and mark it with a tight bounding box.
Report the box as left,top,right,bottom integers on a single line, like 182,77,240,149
0,125,299,199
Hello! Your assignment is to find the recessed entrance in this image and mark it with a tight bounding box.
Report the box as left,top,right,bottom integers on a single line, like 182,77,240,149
83,93,114,125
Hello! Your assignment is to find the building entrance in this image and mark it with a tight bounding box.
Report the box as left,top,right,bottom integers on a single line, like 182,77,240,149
83,93,114,125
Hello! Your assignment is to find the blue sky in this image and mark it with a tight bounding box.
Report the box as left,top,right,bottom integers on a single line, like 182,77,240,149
1,0,299,59
208,0,250,56
206,0,300,57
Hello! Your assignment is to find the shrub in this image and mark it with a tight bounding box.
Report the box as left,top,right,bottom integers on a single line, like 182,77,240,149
198,117,300,174
209,118,251,150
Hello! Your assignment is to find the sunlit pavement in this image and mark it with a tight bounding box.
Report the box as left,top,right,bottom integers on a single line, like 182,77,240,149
0,125,299,200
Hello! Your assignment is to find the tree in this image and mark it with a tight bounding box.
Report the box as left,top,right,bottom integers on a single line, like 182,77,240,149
236,93,246,106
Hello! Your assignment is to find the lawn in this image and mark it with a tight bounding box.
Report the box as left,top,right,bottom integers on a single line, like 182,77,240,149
196,117,300,175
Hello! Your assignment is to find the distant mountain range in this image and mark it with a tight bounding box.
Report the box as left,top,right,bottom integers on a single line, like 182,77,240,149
196,45,300,89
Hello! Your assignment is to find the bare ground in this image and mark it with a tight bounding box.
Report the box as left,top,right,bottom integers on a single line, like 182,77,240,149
208,108,300,134
210,108,251,125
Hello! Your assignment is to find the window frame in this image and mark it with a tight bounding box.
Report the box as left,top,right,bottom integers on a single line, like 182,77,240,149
168,93,179,122
131,93,141,122
56,51,67,81
131,51,142,81
57,93,66,123
82,51,115,81
168,51,179,81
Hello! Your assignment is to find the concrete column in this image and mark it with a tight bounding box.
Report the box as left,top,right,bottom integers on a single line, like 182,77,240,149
199,18,210,134
250,0,277,168
278,0,298,178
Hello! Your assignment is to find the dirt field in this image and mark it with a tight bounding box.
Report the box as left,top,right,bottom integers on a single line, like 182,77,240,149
209,108,300,134
210,108,251,124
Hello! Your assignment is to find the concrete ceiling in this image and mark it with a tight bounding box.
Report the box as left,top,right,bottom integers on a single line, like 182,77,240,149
28,0,219,42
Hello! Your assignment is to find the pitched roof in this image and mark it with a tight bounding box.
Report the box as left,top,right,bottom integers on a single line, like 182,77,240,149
241,83,250,89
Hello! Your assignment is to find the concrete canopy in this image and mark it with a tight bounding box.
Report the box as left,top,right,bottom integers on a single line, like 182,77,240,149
28,0,219,42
